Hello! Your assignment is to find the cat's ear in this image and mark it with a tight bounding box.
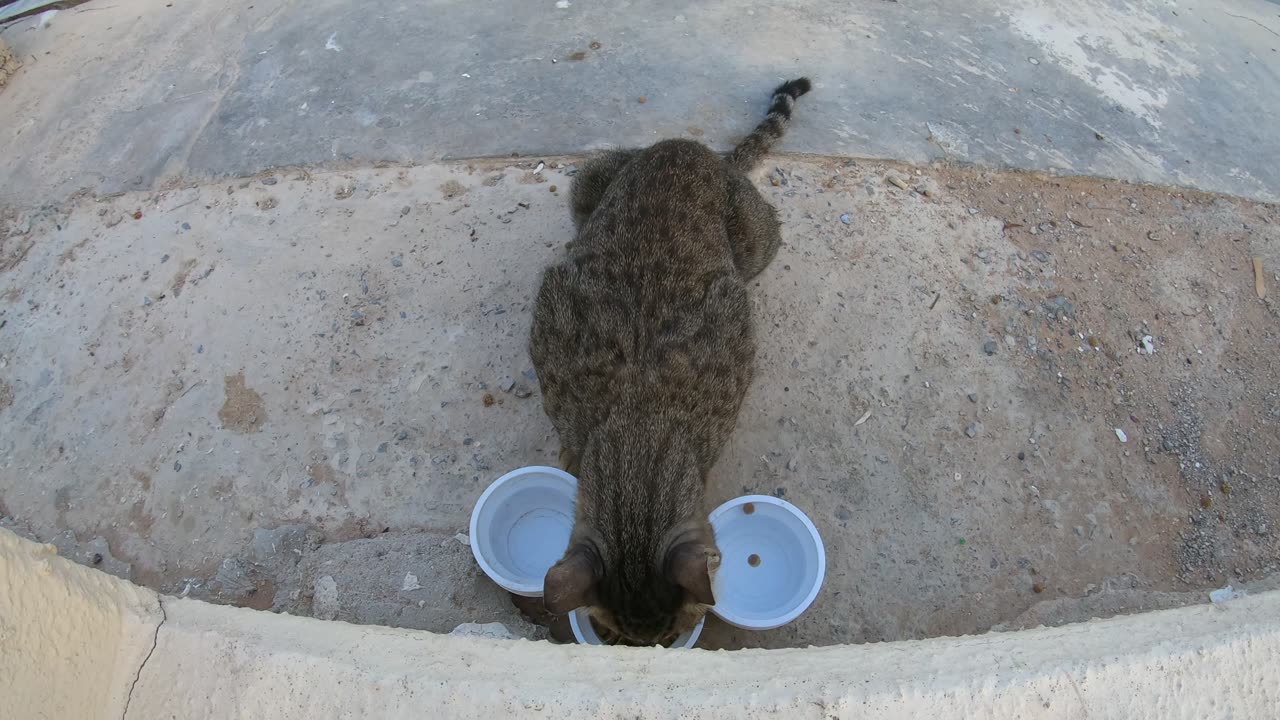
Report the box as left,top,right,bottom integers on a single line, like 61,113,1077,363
543,543,602,614
665,542,719,606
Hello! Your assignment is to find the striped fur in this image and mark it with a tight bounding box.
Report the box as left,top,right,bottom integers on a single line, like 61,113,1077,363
535,76,810,645
728,77,812,170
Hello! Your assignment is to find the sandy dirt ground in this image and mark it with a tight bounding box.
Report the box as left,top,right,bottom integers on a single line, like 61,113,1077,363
1,155,1277,649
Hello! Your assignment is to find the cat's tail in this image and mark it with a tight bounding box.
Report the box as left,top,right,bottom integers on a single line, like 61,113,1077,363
728,77,811,171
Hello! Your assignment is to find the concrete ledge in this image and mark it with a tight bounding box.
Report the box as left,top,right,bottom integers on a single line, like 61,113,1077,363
0,528,162,720
4,528,1279,718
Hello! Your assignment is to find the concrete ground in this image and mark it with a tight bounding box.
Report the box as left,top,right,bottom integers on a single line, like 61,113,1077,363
1,0,1279,649
1,0,1279,206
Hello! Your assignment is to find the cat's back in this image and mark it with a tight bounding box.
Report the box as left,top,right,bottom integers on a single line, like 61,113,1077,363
531,139,753,450
581,139,731,259
541,138,740,342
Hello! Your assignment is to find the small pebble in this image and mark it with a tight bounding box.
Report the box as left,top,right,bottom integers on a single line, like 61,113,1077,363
965,422,983,438
499,376,516,393
840,213,852,225
142,296,153,306
173,461,182,471
967,207,979,215
1031,250,1050,263
549,185,558,193
391,255,403,268
196,344,203,354
262,176,278,186
161,254,170,263
967,393,978,403
513,384,533,399
914,178,940,197
982,340,998,356
1028,57,1040,65
401,206,411,216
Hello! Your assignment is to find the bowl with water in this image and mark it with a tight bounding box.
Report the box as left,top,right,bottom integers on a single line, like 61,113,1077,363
469,465,577,597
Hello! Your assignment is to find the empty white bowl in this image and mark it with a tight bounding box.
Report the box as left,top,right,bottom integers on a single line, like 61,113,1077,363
469,466,577,597
708,495,825,630
569,607,704,649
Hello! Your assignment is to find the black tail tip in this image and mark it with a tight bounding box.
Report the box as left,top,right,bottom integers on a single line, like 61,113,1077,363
774,77,812,99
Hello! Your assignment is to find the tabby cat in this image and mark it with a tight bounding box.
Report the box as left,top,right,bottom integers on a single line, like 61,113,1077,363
530,77,811,645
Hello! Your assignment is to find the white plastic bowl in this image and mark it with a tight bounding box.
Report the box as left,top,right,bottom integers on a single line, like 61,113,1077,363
469,466,577,597
708,495,825,630
569,607,704,649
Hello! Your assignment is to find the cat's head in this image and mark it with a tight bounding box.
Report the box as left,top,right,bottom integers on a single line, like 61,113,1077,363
543,524,719,646
544,409,719,645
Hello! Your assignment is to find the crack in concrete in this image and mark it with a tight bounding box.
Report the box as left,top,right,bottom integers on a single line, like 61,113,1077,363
121,596,166,720
1222,11,1280,39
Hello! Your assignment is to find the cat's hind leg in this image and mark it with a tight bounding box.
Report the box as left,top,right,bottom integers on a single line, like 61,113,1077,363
725,170,783,279
557,445,582,477
570,149,639,229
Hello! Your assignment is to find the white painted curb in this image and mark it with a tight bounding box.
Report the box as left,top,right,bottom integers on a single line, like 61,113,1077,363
4,528,1278,719
1,528,162,720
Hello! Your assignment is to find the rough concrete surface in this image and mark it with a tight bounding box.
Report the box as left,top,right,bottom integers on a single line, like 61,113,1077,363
1,0,1280,652
2,154,1277,649
0,529,162,720
300,530,546,638
1,0,1280,206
